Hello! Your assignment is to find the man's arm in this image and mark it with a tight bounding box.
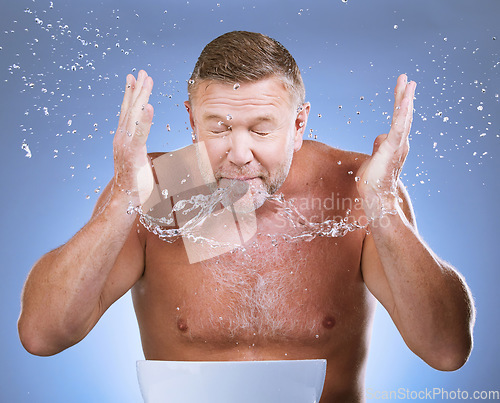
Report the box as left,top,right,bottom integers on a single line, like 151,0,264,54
361,183,475,370
18,70,155,356
358,74,475,371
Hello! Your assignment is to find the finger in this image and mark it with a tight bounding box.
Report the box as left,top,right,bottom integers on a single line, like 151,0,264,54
398,81,416,149
115,74,136,146
132,70,148,105
127,76,154,143
387,74,407,146
118,74,136,129
387,91,411,149
132,103,154,145
404,81,417,137
392,74,407,123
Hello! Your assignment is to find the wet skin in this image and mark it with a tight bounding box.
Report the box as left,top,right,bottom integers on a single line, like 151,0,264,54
21,71,472,403
132,141,377,402
117,77,415,402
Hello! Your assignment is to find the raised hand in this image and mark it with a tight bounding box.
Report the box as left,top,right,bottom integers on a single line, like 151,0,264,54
356,74,416,218
112,70,155,208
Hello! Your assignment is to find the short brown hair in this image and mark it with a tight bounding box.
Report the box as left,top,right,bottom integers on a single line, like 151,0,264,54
188,31,305,107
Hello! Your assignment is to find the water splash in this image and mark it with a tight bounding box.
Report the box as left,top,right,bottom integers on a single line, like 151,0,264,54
137,184,391,253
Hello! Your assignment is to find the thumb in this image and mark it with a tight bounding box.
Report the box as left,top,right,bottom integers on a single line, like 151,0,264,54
372,133,388,155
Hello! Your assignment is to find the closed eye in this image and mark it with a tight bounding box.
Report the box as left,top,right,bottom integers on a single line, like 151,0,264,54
252,130,270,136
209,125,232,135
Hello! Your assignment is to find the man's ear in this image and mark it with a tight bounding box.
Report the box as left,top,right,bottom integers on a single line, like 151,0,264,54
184,100,196,142
294,102,311,152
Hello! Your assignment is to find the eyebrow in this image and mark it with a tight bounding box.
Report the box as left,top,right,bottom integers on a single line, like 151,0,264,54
201,113,275,123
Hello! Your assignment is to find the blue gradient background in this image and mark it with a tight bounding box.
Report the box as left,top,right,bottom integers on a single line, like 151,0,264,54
1,0,499,401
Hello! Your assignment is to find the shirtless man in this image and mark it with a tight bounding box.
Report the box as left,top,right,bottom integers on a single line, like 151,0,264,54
18,31,475,402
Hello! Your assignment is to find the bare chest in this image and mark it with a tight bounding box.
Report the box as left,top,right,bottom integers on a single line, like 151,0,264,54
138,229,370,347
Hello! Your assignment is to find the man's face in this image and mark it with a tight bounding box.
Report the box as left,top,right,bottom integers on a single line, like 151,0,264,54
185,77,309,211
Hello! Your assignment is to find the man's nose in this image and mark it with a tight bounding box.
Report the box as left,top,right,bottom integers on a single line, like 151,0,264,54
226,131,254,166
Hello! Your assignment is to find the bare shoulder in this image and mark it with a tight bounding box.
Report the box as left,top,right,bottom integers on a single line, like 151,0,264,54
291,141,417,226
292,140,369,186
148,152,165,160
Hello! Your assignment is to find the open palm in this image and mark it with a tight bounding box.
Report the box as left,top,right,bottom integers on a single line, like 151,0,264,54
356,74,416,218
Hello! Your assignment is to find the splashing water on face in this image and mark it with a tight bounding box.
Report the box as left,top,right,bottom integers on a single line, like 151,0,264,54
136,182,395,254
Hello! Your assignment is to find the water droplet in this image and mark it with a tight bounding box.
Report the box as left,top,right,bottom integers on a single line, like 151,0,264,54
393,25,398,30
354,176,360,182
188,79,195,85
233,83,240,90
67,119,72,126
161,189,169,199
21,141,32,158
127,206,134,215
166,124,171,131
226,114,232,121
477,105,483,111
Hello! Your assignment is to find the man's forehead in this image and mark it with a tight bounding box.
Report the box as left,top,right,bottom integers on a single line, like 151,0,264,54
190,77,293,111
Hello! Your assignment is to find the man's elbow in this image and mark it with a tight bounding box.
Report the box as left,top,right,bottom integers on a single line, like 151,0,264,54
18,316,70,357
426,334,473,372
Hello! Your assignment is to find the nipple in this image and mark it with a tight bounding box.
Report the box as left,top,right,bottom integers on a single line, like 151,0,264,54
322,316,336,329
177,318,189,332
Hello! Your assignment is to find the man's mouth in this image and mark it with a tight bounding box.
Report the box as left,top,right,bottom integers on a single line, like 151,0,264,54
224,177,257,181
218,177,263,187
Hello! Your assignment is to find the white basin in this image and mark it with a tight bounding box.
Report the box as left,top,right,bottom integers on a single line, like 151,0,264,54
137,359,327,403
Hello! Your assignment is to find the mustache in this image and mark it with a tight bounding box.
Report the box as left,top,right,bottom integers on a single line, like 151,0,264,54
214,166,268,180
